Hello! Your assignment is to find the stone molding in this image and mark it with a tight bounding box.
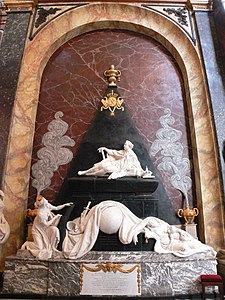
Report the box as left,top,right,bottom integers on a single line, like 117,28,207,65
0,0,212,13
2,0,34,12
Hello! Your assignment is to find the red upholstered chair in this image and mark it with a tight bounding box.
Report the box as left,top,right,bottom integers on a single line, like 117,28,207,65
200,274,224,300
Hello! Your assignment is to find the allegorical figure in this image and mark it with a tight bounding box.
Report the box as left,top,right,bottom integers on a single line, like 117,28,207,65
21,195,73,260
0,190,10,244
62,200,216,260
78,140,154,179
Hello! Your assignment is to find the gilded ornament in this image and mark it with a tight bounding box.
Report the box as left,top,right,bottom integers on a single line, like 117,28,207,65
101,90,124,116
80,263,141,293
177,207,199,224
104,65,121,86
82,262,140,273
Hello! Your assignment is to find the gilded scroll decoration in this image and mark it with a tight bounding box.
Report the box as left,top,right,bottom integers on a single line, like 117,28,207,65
80,263,141,294
101,90,124,116
83,262,140,273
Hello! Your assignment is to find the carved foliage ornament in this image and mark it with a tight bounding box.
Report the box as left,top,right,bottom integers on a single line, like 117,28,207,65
32,111,75,195
163,8,188,26
29,3,88,40
35,7,61,28
142,5,196,45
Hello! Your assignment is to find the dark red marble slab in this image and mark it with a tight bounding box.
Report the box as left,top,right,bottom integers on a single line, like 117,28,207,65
28,29,193,211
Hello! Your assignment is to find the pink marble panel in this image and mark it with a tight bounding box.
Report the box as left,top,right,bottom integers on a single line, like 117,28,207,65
28,29,192,211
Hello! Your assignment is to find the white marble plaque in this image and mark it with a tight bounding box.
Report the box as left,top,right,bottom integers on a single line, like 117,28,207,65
80,262,141,295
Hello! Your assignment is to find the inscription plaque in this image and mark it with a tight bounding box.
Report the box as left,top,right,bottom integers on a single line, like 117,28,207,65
80,262,141,295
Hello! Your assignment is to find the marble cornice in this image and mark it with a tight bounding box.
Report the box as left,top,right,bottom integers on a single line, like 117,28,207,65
1,0,35,12
39,0,212,11
0,0,213,11
187,0,212,10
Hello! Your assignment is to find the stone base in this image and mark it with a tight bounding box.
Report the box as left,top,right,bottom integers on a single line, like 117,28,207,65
3,250,217,298
175,224,198,239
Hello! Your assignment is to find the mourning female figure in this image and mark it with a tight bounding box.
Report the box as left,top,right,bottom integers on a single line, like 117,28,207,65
22,195,73,260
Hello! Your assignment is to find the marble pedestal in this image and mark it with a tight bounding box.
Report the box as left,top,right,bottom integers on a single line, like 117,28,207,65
3,250,217,298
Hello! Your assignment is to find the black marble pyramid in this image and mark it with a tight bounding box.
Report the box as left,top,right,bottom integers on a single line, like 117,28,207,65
54,85,180,226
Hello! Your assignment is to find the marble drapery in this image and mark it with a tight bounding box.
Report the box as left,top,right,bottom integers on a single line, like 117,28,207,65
62,201,216,259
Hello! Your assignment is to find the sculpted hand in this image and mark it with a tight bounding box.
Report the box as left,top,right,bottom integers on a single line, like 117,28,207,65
98,147,107,152
66,202,74,206
132,234,138,245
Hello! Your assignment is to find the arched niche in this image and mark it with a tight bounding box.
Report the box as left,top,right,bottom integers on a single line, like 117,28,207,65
1,3,224,270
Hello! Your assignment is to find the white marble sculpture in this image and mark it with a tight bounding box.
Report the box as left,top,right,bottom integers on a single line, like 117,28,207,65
0,190,10,244
62,200,216,259
78,140,154,179
21,195,73,260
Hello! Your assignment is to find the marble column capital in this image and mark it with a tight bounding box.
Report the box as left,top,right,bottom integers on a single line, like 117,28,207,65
2,0,34,13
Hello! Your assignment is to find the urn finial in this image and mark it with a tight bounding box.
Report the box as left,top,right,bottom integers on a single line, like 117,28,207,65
104,65,121,86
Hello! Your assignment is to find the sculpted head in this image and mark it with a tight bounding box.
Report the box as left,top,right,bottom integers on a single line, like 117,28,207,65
35,195,48,207
124,140,134,150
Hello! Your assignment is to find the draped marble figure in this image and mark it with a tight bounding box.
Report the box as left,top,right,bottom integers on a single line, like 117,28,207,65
78,140,154,179
62,200,216,259
21,195,73,260
0,190,10,244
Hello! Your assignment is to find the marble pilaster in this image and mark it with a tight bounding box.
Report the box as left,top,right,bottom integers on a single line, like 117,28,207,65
0,12,30,187
0,11,30,272
195,12,225,248
195,12,225,194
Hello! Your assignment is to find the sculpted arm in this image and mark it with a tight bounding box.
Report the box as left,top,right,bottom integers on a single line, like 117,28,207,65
98,147,123,158
48,202,73,211
40,214,62,227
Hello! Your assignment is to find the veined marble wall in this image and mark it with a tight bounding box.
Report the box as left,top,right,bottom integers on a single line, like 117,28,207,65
29,29,191,211
1,3,224,271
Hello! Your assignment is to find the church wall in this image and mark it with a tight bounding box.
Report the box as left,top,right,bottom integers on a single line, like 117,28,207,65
0,2,224,272
28,29,192,212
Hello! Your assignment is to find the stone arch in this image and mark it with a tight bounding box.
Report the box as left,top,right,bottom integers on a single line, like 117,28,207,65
2,3,224,268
